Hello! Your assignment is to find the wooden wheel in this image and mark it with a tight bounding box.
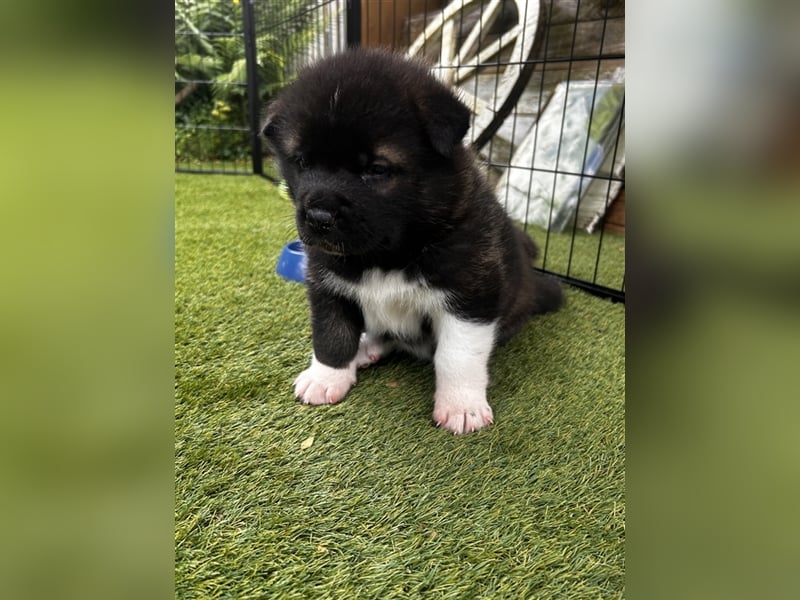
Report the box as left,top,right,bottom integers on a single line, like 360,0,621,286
407,0,545,151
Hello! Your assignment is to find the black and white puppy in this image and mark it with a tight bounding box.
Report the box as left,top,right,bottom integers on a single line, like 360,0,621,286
263,48,563,434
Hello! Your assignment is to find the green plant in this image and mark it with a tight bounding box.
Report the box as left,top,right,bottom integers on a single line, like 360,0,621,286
175,0,325,162
175,100,249,162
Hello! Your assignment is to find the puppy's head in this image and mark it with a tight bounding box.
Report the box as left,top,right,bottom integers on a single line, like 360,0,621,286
262,48,471,257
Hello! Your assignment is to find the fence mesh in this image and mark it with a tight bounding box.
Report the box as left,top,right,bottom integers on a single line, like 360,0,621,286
175,0,625,301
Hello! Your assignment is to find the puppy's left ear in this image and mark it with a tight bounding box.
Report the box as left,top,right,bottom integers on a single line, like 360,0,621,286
417,91,471,158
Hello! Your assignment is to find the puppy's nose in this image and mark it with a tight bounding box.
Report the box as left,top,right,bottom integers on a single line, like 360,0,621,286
305,207,335,229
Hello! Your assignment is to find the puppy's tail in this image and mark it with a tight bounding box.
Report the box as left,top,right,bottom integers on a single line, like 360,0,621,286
530,270,565,315
517,228,565,315
519,229,540,262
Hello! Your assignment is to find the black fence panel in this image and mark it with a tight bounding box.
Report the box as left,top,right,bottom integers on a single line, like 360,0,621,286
175,0,625,302
175,0,251,174
175,0,349,177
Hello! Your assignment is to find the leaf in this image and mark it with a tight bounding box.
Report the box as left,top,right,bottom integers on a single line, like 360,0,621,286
213,58,248,98
300,436,314,450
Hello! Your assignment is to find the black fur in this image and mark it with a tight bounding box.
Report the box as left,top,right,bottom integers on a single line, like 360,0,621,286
263,48,563,368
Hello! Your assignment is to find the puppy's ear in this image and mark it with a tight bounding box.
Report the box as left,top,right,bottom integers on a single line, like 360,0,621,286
260,104,280,140
417,91,471,158
260,103,287,155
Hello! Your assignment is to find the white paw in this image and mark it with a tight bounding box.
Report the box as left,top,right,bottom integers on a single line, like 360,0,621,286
294,356,356,405
353,332,385,369
432,387,494,434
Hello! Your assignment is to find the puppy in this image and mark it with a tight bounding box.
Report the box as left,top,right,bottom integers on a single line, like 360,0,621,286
263,48,563,434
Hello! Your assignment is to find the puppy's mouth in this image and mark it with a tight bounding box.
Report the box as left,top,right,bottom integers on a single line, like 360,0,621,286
313,239,348,256
298,230,349,256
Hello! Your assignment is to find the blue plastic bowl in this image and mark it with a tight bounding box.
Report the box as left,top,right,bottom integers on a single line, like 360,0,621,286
276,240,307,283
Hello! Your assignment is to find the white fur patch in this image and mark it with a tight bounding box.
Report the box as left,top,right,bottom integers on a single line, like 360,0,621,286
322,269,448,340
312,269,499,433
294,354,357,405
432,315,497,434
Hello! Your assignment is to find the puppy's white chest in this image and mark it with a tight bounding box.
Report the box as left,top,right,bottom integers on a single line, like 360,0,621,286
330,269,447,338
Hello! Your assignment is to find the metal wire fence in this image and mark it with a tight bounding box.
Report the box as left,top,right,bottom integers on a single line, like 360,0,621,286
175,0,625,301
175,0,349,176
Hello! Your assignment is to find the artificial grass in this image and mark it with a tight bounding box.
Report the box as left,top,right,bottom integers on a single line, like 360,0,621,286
530,224,625,292
175,173,625,598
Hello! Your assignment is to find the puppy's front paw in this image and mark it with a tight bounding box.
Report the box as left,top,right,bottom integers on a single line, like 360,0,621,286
294,357,356,405
433,388,494,434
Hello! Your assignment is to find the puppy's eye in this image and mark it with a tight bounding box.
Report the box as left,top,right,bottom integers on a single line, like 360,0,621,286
294,155,310,170
363,163,390,178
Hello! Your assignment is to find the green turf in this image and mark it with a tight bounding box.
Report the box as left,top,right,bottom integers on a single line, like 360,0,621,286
175,173,625,598
529,224,625,292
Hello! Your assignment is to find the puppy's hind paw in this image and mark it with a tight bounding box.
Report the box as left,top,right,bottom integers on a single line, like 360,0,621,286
432,388,494,434
294,357,356,405
353,332,386,369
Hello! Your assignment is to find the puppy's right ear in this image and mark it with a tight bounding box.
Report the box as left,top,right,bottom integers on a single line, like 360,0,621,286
261,118,278,139
260,104,286,156
260,105,280,140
